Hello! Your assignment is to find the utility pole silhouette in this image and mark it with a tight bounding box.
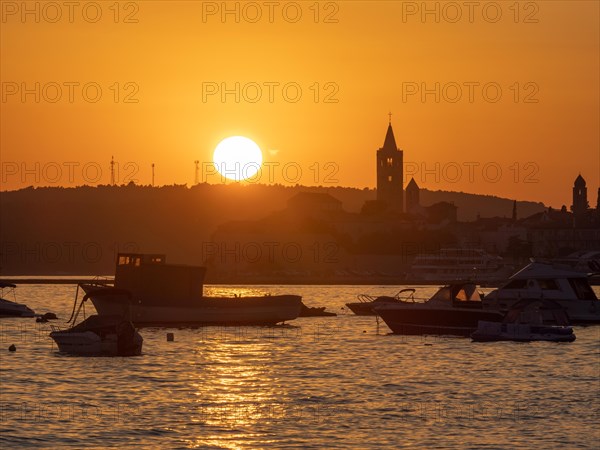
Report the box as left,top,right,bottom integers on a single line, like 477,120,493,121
152,163,155,187
194,160,200,185
110,156,115,185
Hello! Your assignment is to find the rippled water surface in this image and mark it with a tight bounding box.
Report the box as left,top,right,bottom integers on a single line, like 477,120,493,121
1,284,599,449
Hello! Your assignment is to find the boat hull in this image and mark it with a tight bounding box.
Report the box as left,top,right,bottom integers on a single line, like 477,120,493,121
345,302,376,316
375,305,504,336
0,298,35,318
50,331,143,356
82,285,302,326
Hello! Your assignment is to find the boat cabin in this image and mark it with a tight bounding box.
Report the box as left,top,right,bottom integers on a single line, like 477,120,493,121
497,262,598,301
115,253,206,303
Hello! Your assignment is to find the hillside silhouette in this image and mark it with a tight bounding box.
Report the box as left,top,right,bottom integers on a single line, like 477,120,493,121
0,183,545,276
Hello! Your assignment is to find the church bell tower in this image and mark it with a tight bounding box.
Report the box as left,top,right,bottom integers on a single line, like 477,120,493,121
571,174,588,216
376,115,404,211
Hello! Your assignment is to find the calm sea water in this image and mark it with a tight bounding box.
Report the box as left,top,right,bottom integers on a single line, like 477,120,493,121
1,284,599,449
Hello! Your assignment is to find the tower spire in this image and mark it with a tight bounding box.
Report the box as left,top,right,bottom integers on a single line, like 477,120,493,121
376,115,404,212
383,121,397,150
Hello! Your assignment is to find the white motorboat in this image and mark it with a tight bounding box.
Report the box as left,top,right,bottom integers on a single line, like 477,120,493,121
50,315,143,356
80,253,302,326
50,290,142,356
0,282,35,318
482,261,600,324
472,298,576,342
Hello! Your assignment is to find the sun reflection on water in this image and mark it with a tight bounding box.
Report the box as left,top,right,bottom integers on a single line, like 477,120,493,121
184,334,291,447
204,286,268,298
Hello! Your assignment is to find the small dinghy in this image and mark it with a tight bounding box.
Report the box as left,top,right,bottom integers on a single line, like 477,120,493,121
50,290,142,356
299,302,337,317
0,282,35,318
472,298,576,343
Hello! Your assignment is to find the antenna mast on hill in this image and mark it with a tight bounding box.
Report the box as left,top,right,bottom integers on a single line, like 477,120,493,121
194,160,200,185
110,156,115,185
152,163,155,187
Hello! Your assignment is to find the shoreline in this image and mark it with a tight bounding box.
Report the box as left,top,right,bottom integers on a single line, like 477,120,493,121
0,277,502,287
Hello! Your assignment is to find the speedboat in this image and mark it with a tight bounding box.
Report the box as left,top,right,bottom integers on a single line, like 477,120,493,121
374,282,503,336
482,261,600,324
346,288,417,316
472,298,576,343
50,315,143,356
79,253,302,326
50,290,142,356
0,282,35,318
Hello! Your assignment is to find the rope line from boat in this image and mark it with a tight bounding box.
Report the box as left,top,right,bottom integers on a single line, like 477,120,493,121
65,284,80,324
70,293,88,326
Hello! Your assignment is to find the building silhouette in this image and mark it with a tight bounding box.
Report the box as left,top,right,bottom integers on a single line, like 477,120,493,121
376,119,404,211
524,174,600,257
571,174,588,215
406,177,420,213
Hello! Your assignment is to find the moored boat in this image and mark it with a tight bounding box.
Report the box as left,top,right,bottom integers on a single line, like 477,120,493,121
472,298,576,342
81,253,302,326
50,314,143,356
374,282,503,336
300,302,337,317
482,261,600,324
0,282,35,318
50,288,142,356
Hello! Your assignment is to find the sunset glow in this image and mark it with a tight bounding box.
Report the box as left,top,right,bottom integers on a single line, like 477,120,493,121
0,2,597,207
1,3,600,449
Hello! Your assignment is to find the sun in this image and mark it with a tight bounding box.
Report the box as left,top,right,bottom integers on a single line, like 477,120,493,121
213,136,263,181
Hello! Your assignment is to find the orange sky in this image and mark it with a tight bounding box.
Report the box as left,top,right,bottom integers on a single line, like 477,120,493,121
1,1,599,208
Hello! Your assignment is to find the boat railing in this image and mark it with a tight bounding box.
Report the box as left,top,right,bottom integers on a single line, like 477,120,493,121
357,289,426,303
357,294,377,303
397,288,416,302
89,275,114,286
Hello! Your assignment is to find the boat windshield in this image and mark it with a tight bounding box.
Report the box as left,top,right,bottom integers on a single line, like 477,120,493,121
430,284,481,303
567,278,598,300
454,283,482,301
430,286,452,303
